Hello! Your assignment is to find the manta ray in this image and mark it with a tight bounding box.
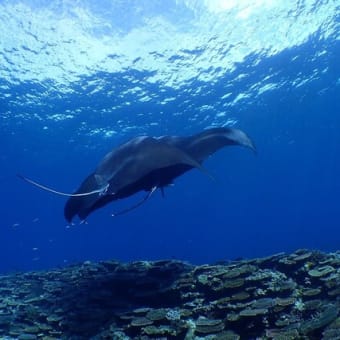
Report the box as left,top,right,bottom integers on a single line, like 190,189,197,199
19,127,256,222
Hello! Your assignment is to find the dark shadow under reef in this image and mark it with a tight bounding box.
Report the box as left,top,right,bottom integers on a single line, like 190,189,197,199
0,250,339,339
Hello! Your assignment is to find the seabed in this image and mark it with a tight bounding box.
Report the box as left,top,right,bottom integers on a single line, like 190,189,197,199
0,249,339,339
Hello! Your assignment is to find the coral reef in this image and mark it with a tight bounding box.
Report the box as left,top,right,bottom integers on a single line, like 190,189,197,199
0,249,339,339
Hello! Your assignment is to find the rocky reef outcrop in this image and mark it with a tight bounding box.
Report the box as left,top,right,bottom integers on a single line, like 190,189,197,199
0,249,339,339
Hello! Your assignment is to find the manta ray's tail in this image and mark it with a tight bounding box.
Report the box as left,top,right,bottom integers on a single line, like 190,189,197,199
17,174,108,197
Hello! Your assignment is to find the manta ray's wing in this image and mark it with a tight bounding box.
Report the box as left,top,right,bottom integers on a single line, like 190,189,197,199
64,136,206,222
159,127,256,162
97,136,208,192
64,173,105,223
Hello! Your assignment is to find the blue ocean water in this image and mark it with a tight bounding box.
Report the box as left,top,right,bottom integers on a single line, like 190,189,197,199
0,0,339,274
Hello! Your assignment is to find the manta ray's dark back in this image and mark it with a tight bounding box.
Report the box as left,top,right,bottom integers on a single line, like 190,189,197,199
64,127,256,222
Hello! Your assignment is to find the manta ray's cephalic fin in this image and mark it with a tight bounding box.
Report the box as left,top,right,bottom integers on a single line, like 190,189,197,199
111,186,158,217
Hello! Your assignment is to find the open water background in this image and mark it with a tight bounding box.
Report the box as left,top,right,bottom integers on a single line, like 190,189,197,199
0,0,339,273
